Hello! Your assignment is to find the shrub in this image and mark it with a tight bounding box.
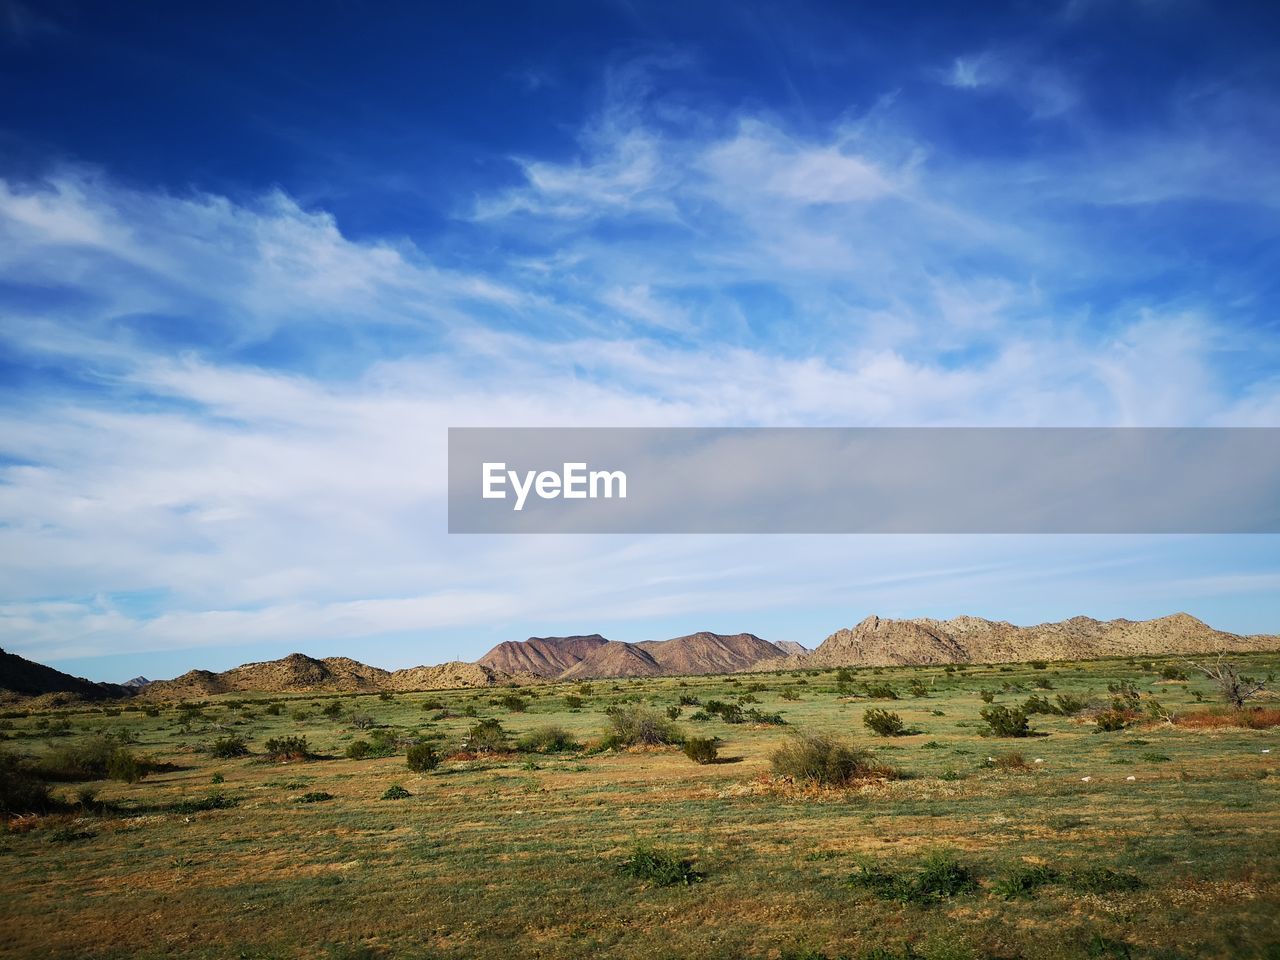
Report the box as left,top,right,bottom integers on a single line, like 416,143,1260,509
381,784,412,799
862,709,907,737
406,742,440,772
349,713,375,730
1094,709,1131,732
690,710,712,722
297,791,333,803
497,694,528,713
1022,695,1057,715
1054,693,1088,715
322,702,343,717
994,864,1060,899
1030,660,1049,670
563,695,584,709
263,736,312,762
863,683,898,700
980,705,1031,738
618,842,703,886
769,732,893,786
462,718,510,753
1160,665,1188,681
0,752,57,814
290,709,311,722
107,747,145,783
420,699,445,711
665,705,682,720
979,690,996,703
602,706,681,748
907,680,929,697
780,689,801,701
516,725,579,754
378,692,394,702
210,735,249,759
683,737,718,764
847,851,978,904
345,740,372,760
264,703,282,716
677,694,701,706
745,708,786,725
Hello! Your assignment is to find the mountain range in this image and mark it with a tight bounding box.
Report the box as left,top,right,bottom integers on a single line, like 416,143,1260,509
1,614,1275,702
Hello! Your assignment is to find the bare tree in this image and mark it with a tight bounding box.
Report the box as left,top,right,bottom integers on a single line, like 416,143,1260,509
1189,655,1266,708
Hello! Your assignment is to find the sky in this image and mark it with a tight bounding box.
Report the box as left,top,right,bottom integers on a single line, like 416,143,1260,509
1,0,1278,682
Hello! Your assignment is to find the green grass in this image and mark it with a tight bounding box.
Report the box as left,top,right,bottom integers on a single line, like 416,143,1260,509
0,653,1278,958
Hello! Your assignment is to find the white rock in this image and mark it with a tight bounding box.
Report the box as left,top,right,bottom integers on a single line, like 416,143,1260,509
1034,758,1045,764
1080,776,1092,782
1126,776,1136,781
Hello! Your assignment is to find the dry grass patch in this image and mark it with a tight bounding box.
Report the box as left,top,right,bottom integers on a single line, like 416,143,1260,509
1175,707,1280,730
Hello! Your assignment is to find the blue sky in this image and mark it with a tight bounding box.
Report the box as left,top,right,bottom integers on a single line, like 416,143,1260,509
1,0,1278,681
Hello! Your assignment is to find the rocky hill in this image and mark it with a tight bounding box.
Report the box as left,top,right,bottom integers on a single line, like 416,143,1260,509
0,647,130,702
142,652,523,699
752,613,1277,670
477,634,609,678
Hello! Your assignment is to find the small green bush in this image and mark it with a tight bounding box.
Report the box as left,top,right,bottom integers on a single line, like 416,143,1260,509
296,791,333,803
263,736,312,762
862,683,899,700
683,737,719,764
322,702,343,717
618,842,703,886
107,747,145,784
462,718,510,753
980,705,1032,737
979,690,996,703
770,732,892,786
602,706,681,748
497,694,528,713
210,735,249,759
1094,709,1131,732
381,784,412,799
0,752,56,814
563,695,584,709
406,742,440,772
1054,693,1088,715
862,708,907,737
516,725,579,754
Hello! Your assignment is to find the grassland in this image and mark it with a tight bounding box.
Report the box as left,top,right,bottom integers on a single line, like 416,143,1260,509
2,654,1278,960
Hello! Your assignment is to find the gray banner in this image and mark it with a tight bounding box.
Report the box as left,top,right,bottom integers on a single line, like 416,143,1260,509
447,428,1280,533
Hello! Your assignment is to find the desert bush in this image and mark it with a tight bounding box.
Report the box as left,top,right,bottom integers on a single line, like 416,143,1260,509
690,710,712,722
290,709,311,722
1094,709,1131,732
1022,695,1058,715
1159,665,1188,681
770,732,892,786
516,725,579,754
171,792,238,813
677,694,701,706
862,709,907,737
0,752,57,814
1030,660,1048,670
745,708,786,725
907,680,929,697
994,864,1060,899
210,735,249,759
463,718,510,753
143,706,160,718
378,692,394,702
349,713,375,730
263,736,312,762
602,706,681,748
419,699,445,711
563,695,585,709
979,690,996,703
321,702,343,718
406,742,441,771
107,748,145,783
780,689,801,701
847,851,978,904
296,791,333,803
666,706,682,720
863,682,899,700
618,842,703,886
263,703,282,716
1054,693,1088,715
381,784,411,799
980,705,1031,738
683,737,718,764
497,694,528,713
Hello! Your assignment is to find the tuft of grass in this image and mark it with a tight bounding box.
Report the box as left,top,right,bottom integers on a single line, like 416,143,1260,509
296,791,334,803
1066,867,1144,894
847,852,978,905
617,842,704,887
993,864,1060,899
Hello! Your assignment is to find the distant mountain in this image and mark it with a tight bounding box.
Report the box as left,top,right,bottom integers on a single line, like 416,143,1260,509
477,634,609,678
122,676,152,689
0,648,129,702
523,631,787,680
142,652,523,699
750,613,1278,670
773,641,810,657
